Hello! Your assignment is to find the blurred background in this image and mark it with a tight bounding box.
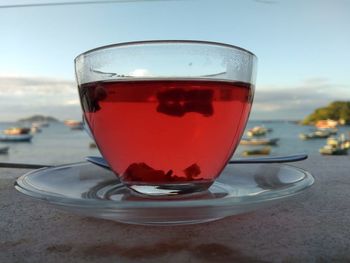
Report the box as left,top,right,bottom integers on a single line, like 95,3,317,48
1,0,349,165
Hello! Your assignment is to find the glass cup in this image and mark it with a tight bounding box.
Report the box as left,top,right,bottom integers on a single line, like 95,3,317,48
75,40,257,196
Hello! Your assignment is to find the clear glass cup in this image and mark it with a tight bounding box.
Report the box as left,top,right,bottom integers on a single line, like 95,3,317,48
75,40,257,196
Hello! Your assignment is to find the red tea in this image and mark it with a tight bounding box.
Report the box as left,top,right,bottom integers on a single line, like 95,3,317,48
79,79,253,185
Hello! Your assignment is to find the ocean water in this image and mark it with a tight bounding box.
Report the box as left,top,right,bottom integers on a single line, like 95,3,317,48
0,120,349,166
241,121,349,156
0,122,100,166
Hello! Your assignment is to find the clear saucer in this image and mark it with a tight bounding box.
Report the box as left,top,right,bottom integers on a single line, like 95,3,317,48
15,162,314,226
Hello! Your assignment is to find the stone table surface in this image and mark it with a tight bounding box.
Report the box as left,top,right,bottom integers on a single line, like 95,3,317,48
1,156,350,263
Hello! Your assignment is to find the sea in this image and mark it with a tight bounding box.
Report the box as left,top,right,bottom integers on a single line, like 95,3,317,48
0,120,349,166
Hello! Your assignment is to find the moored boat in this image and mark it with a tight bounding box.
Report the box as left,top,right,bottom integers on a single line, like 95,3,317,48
70,123,84,130
64,120,84,130
321,128,338,135
240,138,279,146
319,145,348,155
0,127,33,142
0,134,32,142
246,126,272,137
3,127,31,135
319,134,349,155
299,129,332,140
241,146,271,156
314,120,338,135
64,119,80,126
315,119,338,129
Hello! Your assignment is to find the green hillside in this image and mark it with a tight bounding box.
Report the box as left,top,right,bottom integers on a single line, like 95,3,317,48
302,101,350,125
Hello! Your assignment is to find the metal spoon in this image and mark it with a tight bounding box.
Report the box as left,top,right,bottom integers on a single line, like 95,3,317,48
85,153,308,171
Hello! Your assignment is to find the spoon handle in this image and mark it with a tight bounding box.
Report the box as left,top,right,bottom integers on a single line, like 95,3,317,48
0,162,52,169
229,153,308,164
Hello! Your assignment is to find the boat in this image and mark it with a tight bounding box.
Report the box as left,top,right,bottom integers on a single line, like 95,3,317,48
344,140,350,149
246,126,272,137
70,123,84,130
327,137,350,150
0,146,9,154
0,127,33,142
64,120,80,126
3,127,31,135
319,145,348,155
31,121,50,133
240,138,279,146
241,147,271,156
320,128,338,135
315,119,338,129
0,134,32,142
64,120,84,130
319,134,349,155
299,129,332,140
314,120,338,134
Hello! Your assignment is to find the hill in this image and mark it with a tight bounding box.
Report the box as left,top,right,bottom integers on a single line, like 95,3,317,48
17,115,59,123
302,101,350,125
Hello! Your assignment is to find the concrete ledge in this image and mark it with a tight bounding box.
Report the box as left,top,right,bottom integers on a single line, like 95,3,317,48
1,156,350,262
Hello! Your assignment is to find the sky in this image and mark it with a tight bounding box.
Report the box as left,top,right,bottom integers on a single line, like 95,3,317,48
0,0,350,121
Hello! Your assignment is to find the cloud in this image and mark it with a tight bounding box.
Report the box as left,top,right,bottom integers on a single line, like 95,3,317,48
0,76,77,96
129,69,152,77
0,76,81,121
250,79,350,120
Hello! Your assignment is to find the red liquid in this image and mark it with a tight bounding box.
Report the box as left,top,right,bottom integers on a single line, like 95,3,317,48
79,79,253,185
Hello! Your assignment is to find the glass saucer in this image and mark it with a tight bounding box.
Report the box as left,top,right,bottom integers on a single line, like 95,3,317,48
15,162,314,226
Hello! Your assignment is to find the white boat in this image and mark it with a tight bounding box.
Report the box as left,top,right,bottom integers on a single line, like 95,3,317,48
3,127,31,135
319,134,349,156
299,130,332,140
319,144,348,155
0,127,33,142
246,126,272,137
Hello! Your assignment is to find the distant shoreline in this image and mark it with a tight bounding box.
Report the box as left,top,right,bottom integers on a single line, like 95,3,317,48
17,115,60,123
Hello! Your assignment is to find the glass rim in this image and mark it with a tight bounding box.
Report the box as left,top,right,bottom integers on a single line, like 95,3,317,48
74,40,257,61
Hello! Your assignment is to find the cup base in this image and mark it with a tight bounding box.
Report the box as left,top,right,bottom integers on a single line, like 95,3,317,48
126,181,214,196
